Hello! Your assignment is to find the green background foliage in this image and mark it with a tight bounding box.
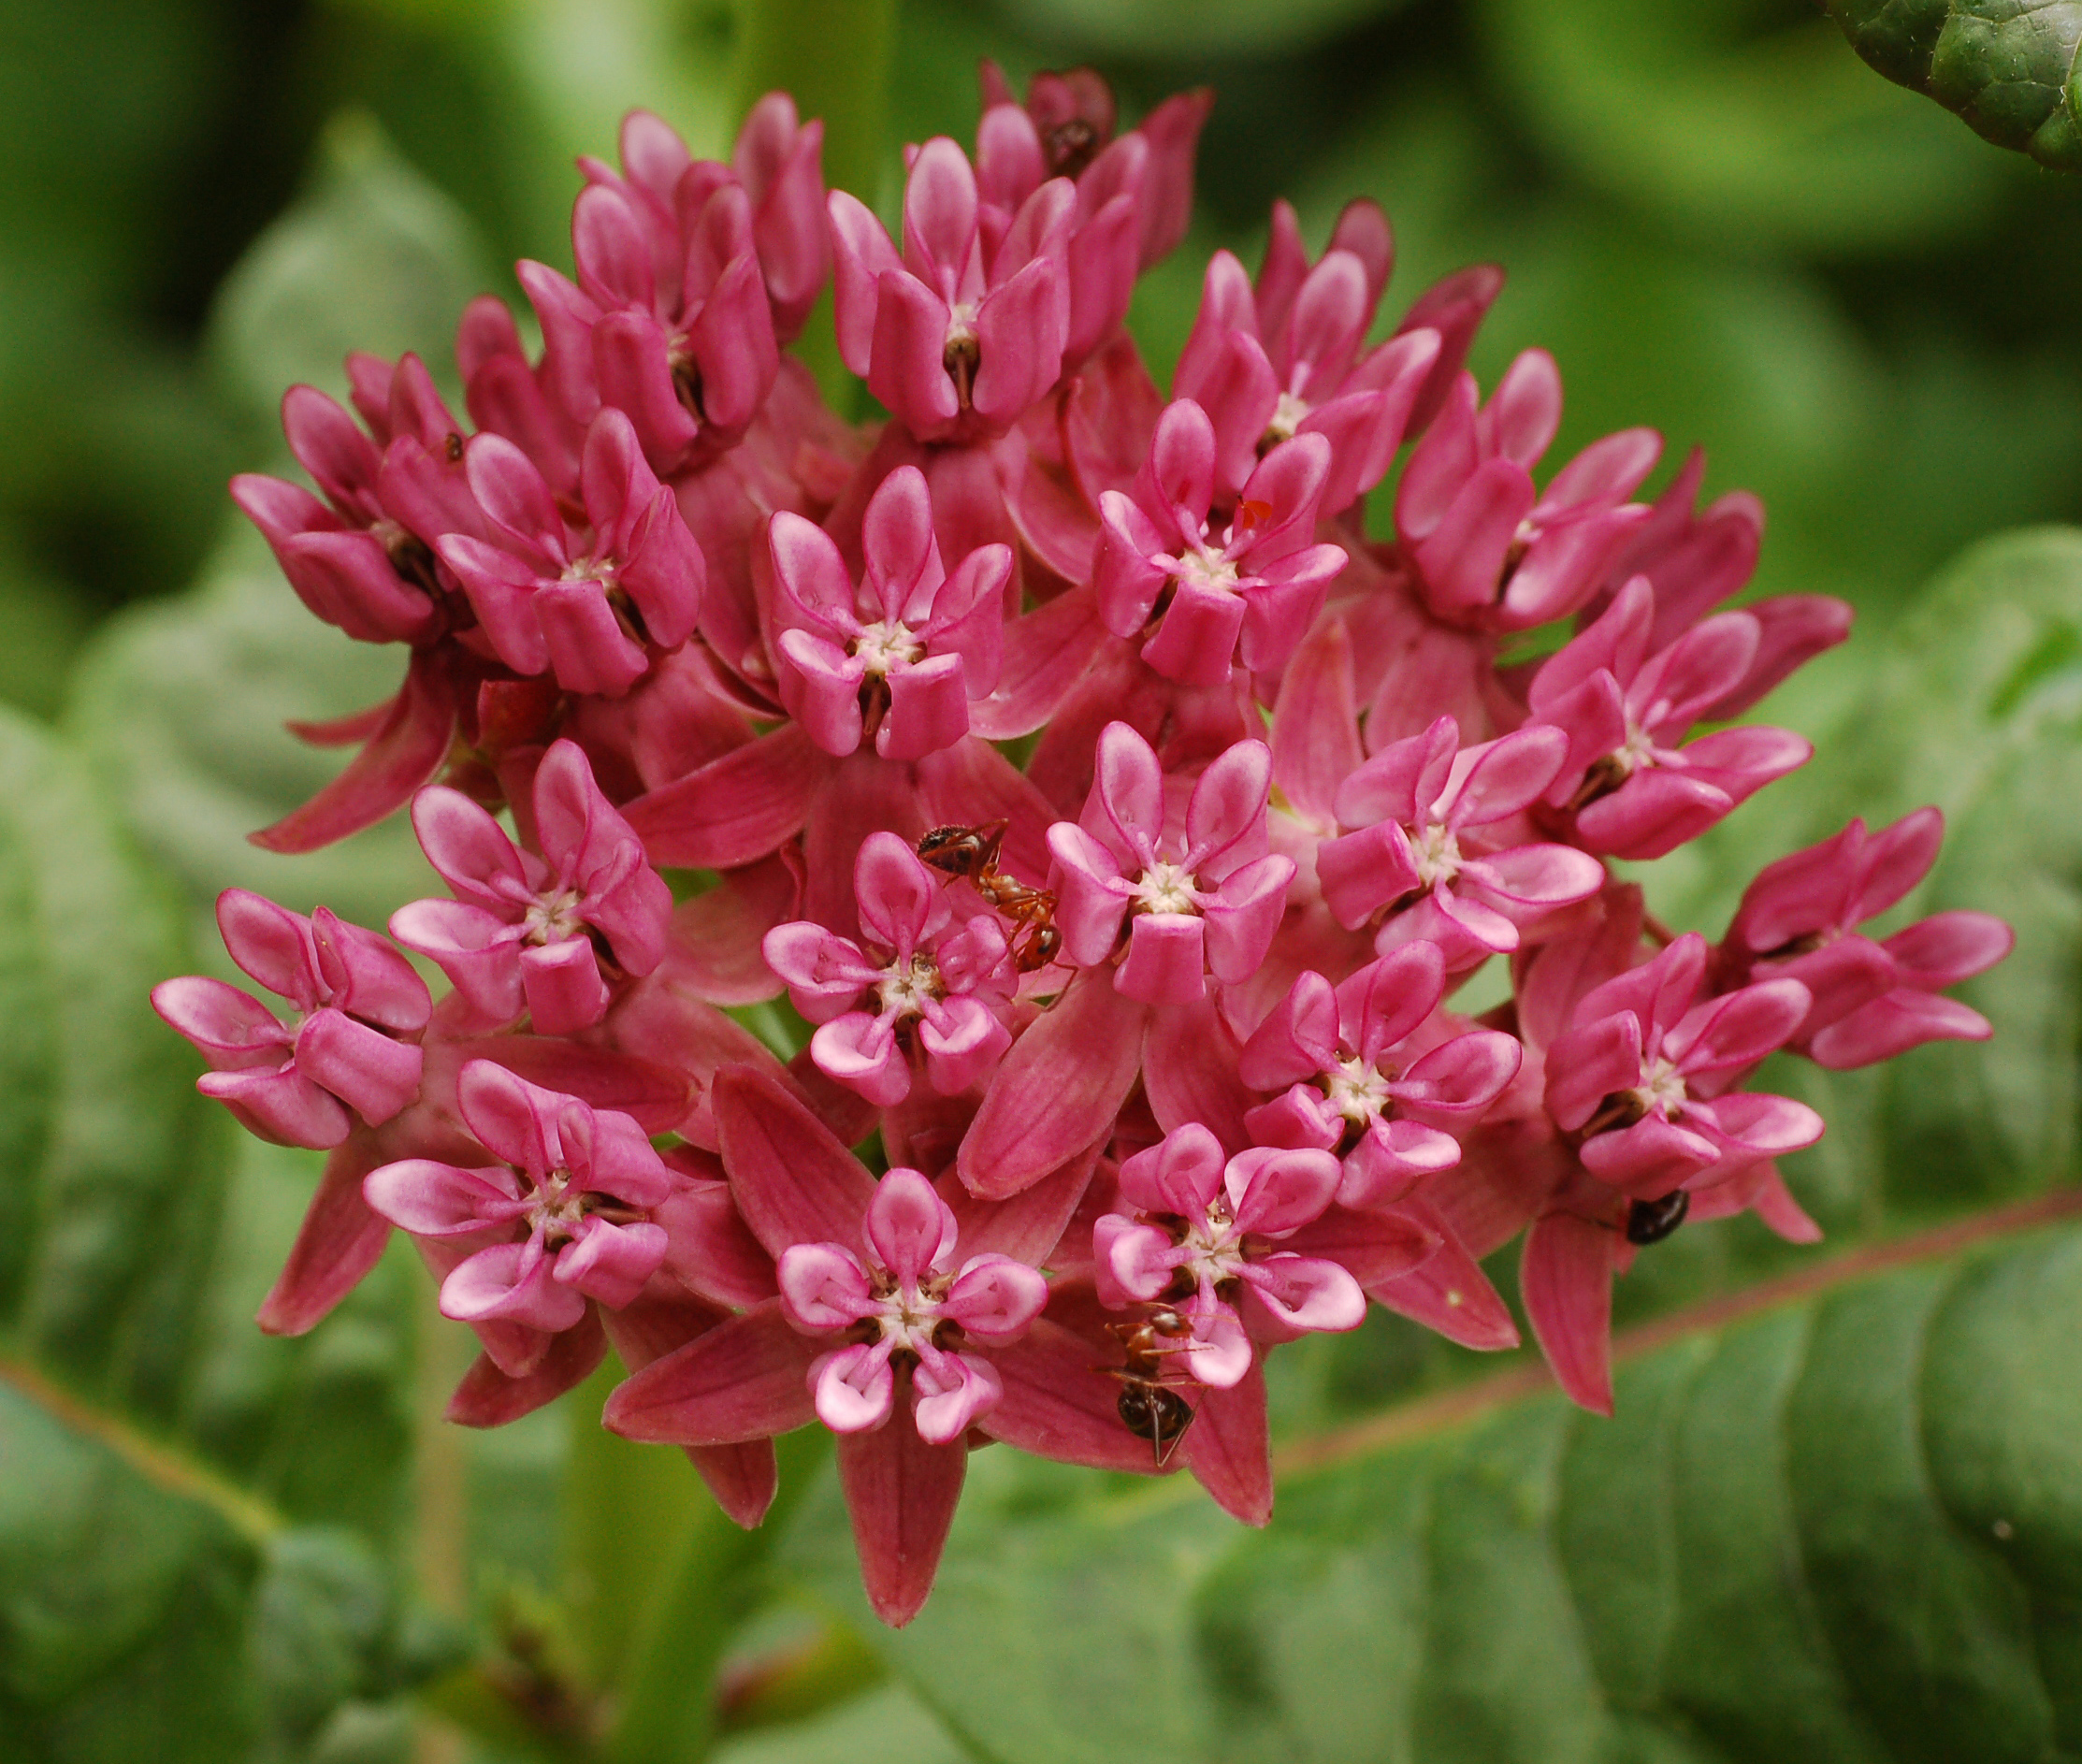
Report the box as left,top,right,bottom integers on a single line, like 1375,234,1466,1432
4,0,2081,1757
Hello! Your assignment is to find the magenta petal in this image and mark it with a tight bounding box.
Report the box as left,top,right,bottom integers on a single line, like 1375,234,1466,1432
622,722,824,869
1578,1114,1719,1195
249,650,455,855
1142,996,1252,1152
518,937,614,1035
1116,912,1207,1005
957,971,1149,1198
362,1158,519,1236
294,1010,423,1125
973,254,1068,426
714,1064,879,1258
257,1135,394,1335
836,1407,968,1627
1182,1362,1272,1525
940,1139,1098,1265
1202,855,1294,983
1808,990,1988,1068
555,1219,669,1308
690,1440,781,1530
447,1312,609,1427
442,1242,590,1333
604,1298,821,1444
1521,1211,1616,1416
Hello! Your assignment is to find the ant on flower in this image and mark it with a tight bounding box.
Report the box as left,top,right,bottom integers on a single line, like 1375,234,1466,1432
916,820,1063,973
1099,1306,1199,1467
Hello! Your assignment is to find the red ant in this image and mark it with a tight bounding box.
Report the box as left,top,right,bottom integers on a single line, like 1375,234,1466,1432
915,820,1063,973
1099,1307,1199,1468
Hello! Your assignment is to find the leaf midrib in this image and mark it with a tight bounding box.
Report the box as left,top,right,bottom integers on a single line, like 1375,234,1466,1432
1279,1188,2082,1479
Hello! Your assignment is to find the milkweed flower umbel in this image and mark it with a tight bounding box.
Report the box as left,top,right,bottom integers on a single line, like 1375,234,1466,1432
156,61,2014,1629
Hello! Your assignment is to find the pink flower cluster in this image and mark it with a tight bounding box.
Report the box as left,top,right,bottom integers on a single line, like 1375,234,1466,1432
155,66,2012,1627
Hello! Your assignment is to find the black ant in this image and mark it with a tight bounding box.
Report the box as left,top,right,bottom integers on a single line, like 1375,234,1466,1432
916,820,1062,973
1099,1307,1198,1468
1625,1191,1689,1245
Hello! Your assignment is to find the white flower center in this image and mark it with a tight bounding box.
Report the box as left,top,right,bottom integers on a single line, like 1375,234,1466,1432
1323,1055,1393,1125
853,618,924,676
945,300,979,352
1631,1054,1688,1121
523,887,586,946
1412,819,1462,889
1132,860,1201,916
526,1166,587,1243
1178,1199,1250,1289
867,1266,953,1353
875,954,941,1019
1265,389,1311,444
1174,542,1242,596
1610,720,1658,778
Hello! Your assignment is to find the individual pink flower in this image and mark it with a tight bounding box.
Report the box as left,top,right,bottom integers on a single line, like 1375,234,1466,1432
389,739,672,1035
975,93,1143,371
519,133,780,474
762,832,1016,1106
1395,350,1659,631
1716,809,2013,1068
1093,1124,1427,1386
1239,944,1523,1207
363,1061,673,1339
1543,933,1823,1198
605,1067,1081,1626
977,60,1212,268
1314,714,1606,968
1172,203,1441,516
230,354,484,646
828,137,1071,443
767,466,1008,759
153,890,430,1149
1527,576,1813,861
779,1168,1048,1440
435,409,704,697
1590,448,1853,718
1092,399,1350,686
1047,724,1294,1005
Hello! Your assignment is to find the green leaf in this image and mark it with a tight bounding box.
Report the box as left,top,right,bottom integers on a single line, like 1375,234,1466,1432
984,0,1411,57
777,1207,2082,1764
0,701,433,1753
208,109,497,428
1477,0,2013,253
0,705,207,1394
1824,0,2082,170
64,525,437,934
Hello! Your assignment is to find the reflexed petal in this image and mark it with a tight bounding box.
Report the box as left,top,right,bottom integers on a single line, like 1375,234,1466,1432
1521,1211,1617,1416
835,1406,967,1627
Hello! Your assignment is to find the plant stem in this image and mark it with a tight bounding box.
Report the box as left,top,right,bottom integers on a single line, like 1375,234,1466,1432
605,1427,835,1763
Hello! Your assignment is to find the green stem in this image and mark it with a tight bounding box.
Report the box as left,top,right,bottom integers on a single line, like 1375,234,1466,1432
605,1427,834,1763
732,0,896,404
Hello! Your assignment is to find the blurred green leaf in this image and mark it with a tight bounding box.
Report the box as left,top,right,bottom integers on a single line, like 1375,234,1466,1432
64,528,436,934
0,706,441,1759
1477,0,2011,253
778,1211,2082,1764
1824,0,2082,170
209,110,497,427
0,707,206,1393
67,106,494,928
984,0,1409,58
